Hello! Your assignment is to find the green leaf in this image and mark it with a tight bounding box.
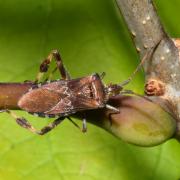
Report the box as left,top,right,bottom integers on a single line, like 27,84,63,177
0,0,179,179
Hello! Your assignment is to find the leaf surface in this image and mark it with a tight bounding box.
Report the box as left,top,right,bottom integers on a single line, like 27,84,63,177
0,0,179,179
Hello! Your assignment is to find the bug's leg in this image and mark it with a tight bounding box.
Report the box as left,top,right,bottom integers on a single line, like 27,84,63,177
105,105,120,126
15,117,64,135
105,106,120,126
82,117,87,133
36,117,65,135
67,117,87,133
46,50,71,80
0,109,8,113
35,50,71,83
105,104,120,113
0,109,38,134
0,110,64,135
68,116,87,133
67,117,81,130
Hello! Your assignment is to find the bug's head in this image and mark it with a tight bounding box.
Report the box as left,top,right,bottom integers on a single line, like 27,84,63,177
105,84,123,97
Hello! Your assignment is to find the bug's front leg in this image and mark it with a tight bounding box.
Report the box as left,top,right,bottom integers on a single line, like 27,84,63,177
35,50,71,83
0,110,65,135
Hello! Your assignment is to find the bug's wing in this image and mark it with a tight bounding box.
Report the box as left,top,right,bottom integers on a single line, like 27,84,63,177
44,83,105,115
18,74,106,115
43,96,101,115
18,88,63,113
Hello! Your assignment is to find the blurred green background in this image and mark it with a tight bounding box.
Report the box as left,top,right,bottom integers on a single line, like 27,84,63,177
0,0,179,179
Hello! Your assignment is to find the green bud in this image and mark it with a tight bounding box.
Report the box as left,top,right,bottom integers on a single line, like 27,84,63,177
86,95,176,147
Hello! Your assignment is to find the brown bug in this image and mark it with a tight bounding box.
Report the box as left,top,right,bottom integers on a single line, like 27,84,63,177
0,49,150,135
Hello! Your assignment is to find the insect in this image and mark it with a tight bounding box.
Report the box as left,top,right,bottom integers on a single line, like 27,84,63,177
0,49,150,135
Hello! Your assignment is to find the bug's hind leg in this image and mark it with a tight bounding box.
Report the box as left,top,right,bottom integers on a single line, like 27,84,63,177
35,50,71,83
0,110,65,135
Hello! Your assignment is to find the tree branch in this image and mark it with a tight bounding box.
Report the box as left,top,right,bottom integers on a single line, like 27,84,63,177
0,83,32,109
115,0,180,139
115,0,166,58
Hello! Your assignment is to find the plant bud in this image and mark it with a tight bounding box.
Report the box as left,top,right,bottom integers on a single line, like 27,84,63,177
85,95,176,147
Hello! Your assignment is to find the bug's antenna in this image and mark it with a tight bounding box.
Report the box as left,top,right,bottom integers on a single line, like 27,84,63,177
119,48,154,87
